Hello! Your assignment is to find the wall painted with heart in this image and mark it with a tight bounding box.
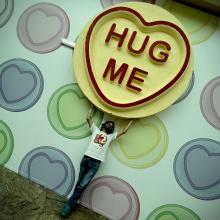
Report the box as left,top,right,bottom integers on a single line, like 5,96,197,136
0,0,219,220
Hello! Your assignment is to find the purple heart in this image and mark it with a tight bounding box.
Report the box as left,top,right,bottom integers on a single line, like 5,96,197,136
0,64,37,103
185,145,220,190
25,8,63,45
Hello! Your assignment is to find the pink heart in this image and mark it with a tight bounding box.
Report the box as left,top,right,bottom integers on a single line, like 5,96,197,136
26,8,63,45
89,182,132,219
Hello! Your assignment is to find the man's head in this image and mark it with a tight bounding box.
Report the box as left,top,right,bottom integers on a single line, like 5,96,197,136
100,121,115,134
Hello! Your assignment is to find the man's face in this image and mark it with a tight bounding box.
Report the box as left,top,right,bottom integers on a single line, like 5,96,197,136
105,122,114,130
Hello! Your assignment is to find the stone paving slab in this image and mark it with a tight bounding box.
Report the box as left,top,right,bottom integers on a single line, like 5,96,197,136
0,166,108,220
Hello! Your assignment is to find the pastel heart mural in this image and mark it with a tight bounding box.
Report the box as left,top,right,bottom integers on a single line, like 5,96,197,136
0,1,219,220
48,83,103,139
174,138,220,200
19,146,75,196
17,3,70,53
0,120,14,165
0,58,43,112
80,176,140,220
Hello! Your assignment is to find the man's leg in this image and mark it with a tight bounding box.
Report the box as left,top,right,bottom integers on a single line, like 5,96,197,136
61,156,101,218
68,156,101,208
61,155,88,218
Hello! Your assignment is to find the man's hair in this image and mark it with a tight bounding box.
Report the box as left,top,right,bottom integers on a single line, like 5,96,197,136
100,121,115,134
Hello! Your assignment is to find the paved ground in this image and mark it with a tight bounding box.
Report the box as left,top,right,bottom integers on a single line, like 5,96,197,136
0,166,108,220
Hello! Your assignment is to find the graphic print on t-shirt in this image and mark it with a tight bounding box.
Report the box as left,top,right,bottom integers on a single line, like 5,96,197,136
94,133,107,147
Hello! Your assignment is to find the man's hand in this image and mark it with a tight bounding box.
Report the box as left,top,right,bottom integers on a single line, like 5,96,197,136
86,106,94,128
116,120,134,139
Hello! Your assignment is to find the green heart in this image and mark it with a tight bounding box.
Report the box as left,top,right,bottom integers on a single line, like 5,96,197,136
155,211,179,220
118,118,161,159
0,129,7,154
57,89,90,131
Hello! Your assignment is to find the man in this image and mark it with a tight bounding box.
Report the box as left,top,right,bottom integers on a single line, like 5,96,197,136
61,107,133,218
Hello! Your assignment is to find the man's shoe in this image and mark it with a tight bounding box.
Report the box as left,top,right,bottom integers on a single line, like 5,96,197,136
60,203,71,218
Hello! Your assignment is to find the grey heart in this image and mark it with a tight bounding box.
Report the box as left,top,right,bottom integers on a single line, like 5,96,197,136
0,64,37,103
185,145,220,190
27,152,68,190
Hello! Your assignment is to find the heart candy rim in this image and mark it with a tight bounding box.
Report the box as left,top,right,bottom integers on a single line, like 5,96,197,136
85,6,191,108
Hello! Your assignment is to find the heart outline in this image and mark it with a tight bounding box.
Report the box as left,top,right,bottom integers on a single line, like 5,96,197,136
0,64,37,103
85,6,191,108
184,145,220,190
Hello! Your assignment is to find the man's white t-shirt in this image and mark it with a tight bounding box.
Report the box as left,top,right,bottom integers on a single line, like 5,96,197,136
84,123,117,162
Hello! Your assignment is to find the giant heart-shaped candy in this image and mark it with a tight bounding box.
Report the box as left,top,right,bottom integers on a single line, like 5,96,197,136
85,6,190,108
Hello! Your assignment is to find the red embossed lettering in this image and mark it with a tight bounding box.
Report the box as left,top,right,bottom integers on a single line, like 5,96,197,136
105,23,128,48
103,58,128,84
126,67,148,92
149,40,171,63
128,31,150,55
